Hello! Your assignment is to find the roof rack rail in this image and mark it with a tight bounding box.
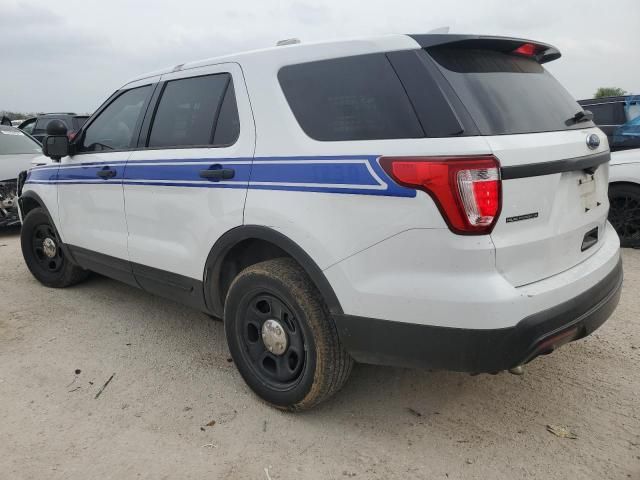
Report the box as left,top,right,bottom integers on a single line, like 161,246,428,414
276,38,301,46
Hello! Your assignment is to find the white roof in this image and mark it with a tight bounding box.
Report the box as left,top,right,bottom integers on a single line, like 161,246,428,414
122,34,421,88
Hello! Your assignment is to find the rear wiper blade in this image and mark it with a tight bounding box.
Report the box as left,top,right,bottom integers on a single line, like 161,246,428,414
565,109,594,126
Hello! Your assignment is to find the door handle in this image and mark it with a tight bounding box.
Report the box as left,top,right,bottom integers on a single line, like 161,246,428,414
199,165,235,181
96,167,116,179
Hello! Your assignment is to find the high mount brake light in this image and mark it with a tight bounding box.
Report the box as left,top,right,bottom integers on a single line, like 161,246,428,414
512,43,540,57
380,156,501,235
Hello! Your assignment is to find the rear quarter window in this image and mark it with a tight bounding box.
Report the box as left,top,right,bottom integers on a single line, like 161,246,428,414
278,54,424,141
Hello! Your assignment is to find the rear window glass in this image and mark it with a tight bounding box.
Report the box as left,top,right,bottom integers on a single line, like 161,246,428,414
33,117,67,135
148,74,234,148
278,54,424,141
428,48,591,135
0,128,42,155
583,102,626,125
73,116,89,130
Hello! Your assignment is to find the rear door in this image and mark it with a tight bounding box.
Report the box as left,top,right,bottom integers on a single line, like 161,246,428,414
425,42,610,286
123,62,253,304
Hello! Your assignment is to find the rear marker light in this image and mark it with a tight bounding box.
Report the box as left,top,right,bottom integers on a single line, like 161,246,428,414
380,156,501,235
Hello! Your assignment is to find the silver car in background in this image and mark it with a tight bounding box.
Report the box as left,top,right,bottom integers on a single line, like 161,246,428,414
0,126,42,227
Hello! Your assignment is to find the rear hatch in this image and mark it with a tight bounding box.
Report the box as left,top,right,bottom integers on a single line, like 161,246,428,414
423,37,611,286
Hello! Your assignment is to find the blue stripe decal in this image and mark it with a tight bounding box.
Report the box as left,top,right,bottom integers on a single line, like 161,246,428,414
25,155,416,198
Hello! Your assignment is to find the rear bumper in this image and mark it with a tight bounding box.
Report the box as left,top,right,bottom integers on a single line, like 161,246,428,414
334,258,622,372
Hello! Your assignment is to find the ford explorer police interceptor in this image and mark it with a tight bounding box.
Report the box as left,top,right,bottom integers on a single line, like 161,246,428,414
18,34,622,410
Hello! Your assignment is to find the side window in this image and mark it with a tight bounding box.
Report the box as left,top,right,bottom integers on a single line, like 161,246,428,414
148,73,238,148
278,54,424,141
78,86,151,152
213,81,240,145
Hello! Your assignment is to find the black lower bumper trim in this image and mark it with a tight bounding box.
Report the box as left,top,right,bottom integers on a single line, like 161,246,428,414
334,258,623,372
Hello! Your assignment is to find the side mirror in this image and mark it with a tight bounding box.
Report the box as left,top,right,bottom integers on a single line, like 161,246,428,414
42,120,69,161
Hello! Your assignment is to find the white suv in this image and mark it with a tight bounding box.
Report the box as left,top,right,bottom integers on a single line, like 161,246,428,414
19,34,622,410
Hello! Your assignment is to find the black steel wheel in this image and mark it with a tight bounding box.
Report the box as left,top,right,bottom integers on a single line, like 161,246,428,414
608,184,640,248
236,292,306,390
21,207,89,287
224,258,353,411
31,223,64,273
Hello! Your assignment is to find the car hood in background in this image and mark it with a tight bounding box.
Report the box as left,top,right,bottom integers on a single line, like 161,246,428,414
611,148,640,166
0,153,43,182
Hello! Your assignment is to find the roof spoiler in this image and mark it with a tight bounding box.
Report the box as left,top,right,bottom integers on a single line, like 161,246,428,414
409,34,561,64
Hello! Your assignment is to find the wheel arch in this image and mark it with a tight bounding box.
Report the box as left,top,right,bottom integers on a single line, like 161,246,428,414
18,190,79,264
609,180,640,189
18,190,47,218
203,225,343,318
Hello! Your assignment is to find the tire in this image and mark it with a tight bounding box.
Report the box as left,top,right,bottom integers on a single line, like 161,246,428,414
608,184,640,248
224,258,353,411
20,207,89,288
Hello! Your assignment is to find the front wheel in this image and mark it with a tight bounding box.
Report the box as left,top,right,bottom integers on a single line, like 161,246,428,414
608,184,640,248
21,207,89,287
224,258,353,411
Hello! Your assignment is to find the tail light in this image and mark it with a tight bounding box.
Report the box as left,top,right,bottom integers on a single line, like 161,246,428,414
380,155,501,235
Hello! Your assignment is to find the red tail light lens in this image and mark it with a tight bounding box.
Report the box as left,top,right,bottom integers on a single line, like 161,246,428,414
380,155,501,235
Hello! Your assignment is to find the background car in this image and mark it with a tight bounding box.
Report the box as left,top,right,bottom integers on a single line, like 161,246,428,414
609,148,640,247
19,113,89,143
0,125,42,227
17,117,37,135
579,95,640,151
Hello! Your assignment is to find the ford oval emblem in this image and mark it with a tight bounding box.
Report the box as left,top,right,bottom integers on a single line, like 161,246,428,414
586,133,600,150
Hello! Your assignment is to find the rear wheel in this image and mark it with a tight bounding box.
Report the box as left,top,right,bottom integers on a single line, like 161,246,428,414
224,258,353,411
608,184,640,248
21,208,89,287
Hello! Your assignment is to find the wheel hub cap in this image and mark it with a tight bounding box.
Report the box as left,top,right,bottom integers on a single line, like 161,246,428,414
261,319,288,356
42,237,57,258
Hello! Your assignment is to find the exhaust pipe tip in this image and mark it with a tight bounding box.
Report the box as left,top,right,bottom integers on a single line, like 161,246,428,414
508,365,525,375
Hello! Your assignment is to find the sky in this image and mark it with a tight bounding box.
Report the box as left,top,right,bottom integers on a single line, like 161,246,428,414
1,0,638,114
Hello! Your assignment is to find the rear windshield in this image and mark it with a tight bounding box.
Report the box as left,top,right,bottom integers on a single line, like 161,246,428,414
33,117,68,135
428,48,591,135
0,128,42,155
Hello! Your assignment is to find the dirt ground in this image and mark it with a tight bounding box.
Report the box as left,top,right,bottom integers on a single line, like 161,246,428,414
0,226,638,480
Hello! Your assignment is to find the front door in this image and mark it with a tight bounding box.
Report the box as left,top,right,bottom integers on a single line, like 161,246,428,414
57,81,156,284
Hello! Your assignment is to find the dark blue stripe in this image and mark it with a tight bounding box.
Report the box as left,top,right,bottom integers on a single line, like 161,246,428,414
25,155,416,198
124,163,252,182
250,162,379,186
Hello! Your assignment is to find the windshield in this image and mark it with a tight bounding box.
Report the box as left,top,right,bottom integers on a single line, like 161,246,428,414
0,127,42,155
428,48,593,135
